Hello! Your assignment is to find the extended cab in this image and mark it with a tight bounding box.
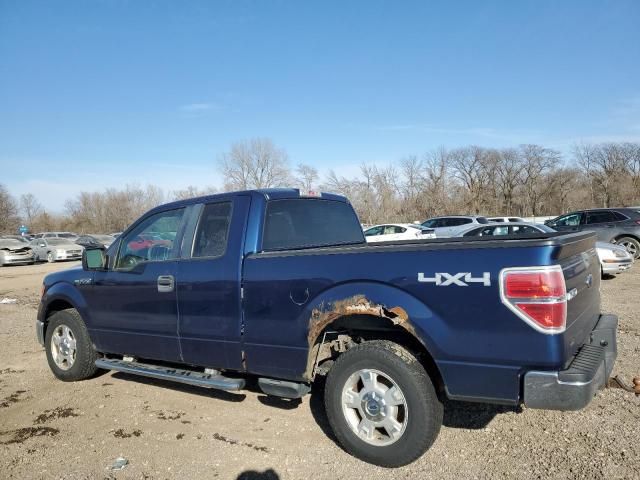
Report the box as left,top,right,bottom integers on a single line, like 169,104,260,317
37,189,617,467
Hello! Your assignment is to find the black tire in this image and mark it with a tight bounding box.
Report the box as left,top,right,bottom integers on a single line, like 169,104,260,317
45,309,100,381
46,251,55,263
616,236,640,259
324,340,443,467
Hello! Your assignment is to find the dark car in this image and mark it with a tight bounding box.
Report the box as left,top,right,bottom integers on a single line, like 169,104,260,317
545,208,640,258
75,234,115,249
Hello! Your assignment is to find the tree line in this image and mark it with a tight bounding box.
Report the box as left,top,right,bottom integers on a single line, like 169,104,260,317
1,138,639,234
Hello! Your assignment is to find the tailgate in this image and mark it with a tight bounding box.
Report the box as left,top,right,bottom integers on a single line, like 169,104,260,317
557,234,601,367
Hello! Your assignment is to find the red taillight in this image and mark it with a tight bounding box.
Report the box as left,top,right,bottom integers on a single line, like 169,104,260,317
501,266,567,333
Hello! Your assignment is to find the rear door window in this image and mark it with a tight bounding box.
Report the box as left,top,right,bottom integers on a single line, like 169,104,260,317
192,202,232,258
364,226,383,237
262,199,364,251
585,211,617,224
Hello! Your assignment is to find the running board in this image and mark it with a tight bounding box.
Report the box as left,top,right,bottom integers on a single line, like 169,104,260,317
95,358,245,391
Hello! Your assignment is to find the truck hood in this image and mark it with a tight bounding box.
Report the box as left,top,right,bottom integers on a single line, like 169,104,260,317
43,265,85,289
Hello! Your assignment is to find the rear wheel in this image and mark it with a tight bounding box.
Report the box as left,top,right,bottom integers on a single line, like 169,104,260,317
324,340,442,467
616,236,640,259
45,309,100,381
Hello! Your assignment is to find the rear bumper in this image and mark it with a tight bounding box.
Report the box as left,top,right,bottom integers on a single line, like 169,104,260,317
523,314,617,411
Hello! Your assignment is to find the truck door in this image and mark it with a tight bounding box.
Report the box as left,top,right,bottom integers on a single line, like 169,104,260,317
86,207,186,362
176,195,250,370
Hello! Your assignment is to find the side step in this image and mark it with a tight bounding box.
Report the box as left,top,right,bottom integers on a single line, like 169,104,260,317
95,358,245,391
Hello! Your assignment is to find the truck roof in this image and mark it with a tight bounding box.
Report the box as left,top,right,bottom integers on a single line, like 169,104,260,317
150,189,349,214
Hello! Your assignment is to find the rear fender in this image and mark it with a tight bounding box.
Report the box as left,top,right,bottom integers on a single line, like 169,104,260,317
302,281,442,378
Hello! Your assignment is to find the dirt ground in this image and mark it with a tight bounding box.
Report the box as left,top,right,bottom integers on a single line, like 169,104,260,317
0,261,638,480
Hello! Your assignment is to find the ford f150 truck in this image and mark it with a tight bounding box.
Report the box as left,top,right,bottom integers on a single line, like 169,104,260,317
36,189,617,467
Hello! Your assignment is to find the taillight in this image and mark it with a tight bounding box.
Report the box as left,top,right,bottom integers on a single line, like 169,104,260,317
500,266,567,333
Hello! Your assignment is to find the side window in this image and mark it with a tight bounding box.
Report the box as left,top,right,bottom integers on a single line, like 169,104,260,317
493,226,509,235
364,226,383,236
383,225,398,235
421,219,439,228
395,226,407,233
478,227,495,236
555,213,582,226
116,208,184,270
512,225,537,234
192,202,232,258
448,218,472,227
612,211,628,221
508,218,521,222
586,211,616,224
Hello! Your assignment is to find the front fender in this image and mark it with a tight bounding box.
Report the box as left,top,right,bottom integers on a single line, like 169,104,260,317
38,281,91,326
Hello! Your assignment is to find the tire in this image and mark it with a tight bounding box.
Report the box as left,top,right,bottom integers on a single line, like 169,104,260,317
324,340,443,467
616,236,640,259
47,251,55,263
45,309,99,381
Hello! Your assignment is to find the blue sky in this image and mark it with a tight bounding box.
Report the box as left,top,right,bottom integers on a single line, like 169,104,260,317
1,0,639,212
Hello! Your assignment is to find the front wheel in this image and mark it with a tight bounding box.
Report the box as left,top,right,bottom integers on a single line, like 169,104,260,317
324,340,443,467
45,309,100,381
46,251,55,263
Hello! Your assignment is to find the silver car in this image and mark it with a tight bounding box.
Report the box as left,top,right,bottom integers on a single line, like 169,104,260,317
421,216,489,237
596,242,634,276
0,239,36,266
30,238,84,263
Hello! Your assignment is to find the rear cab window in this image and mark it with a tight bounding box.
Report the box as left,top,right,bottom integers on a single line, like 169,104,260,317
262,199,365,251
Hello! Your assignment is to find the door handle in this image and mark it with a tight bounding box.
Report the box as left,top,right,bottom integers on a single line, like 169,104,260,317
157,275,175,293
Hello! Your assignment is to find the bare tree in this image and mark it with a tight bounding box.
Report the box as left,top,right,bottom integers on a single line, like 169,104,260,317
494,148,523,214
0,184,20,233
295,164,319,191
19,193,43,227
219,138,291,190
520,144,560,215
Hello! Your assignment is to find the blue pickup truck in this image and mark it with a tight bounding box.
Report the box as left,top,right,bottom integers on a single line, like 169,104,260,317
36,189,617,467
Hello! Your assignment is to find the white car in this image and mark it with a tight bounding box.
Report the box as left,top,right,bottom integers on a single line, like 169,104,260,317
364,223,436,243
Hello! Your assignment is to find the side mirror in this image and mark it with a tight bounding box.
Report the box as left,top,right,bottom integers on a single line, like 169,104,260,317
82,248,107,271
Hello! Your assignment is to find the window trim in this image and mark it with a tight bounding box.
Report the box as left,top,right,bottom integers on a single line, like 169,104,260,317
189,201,233,260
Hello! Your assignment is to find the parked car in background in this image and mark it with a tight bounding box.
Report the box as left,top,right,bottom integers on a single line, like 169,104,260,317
33,231,79,241
30,237,83,263
421,215,489,237
364,223,436,242
0,239,36,266
487,216,525,223
460,222,634,278
545,208,640,258
460,222,555,237
596,242,634,276
75,234,115,249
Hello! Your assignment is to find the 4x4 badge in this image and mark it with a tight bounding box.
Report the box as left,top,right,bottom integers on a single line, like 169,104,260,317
418,272,491,287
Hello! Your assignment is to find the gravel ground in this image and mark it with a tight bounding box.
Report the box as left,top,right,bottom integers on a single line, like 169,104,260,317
0,261,638,479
